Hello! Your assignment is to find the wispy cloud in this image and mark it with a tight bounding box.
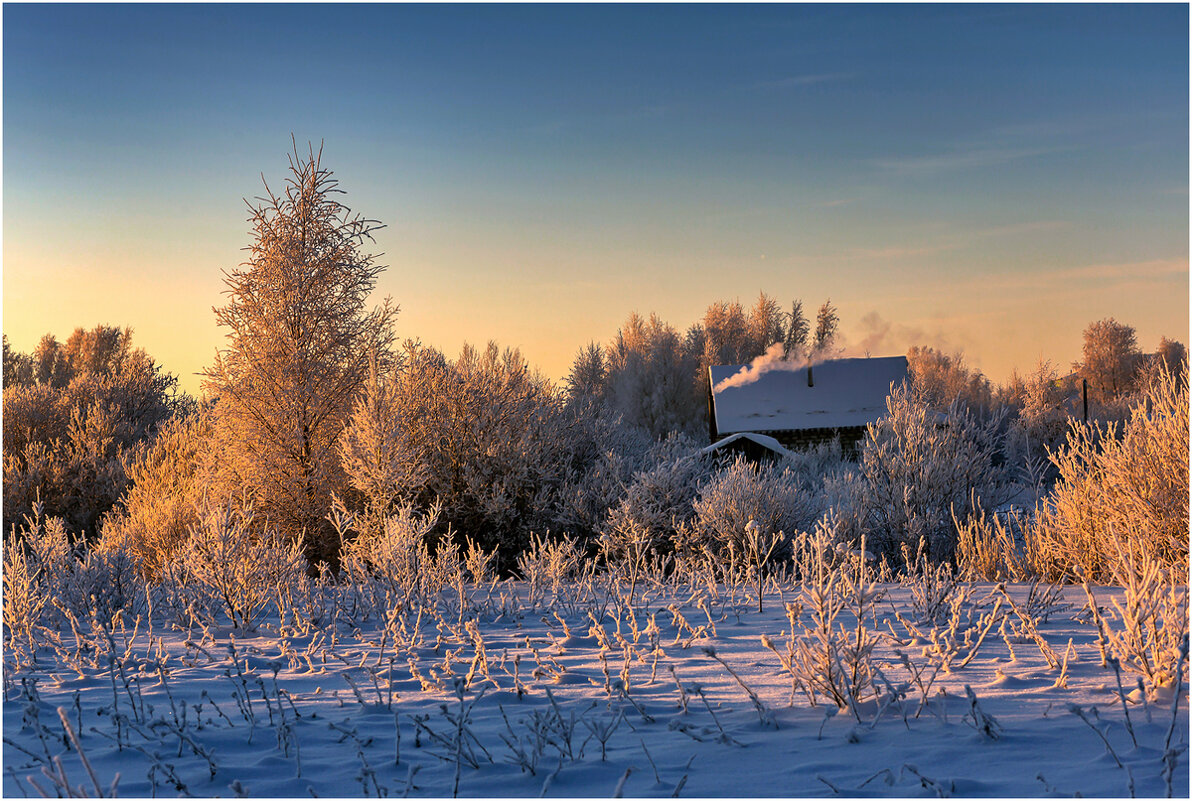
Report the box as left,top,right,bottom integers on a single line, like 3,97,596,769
977,258,1188,292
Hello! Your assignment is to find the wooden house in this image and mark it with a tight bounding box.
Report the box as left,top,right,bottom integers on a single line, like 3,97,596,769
707,355,909,456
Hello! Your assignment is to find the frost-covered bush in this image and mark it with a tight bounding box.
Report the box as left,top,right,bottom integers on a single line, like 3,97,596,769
2,507,73,651
780,438,851,519
338,361,428,518
176,501,306,629
516,532,585,606
601,435,710,559
99,406,218,578
1034,364,1189,582
3,505,145,660
687,456,817,556
378,341,579,568
907,346,993,413
336,498,452,611
549,400,655,542
3,329,183,538
953,508,1046,581
835,383,1012,565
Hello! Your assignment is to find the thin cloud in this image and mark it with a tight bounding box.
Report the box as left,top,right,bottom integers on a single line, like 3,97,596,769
978,259,1188,292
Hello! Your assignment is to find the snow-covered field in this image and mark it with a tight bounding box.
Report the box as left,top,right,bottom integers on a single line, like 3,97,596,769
4,576,1187,798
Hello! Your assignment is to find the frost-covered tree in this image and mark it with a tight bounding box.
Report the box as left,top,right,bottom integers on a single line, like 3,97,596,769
907,346,993,413
203,144,397,563
3,335,34,388
1074,318,1142,404
564,341,608,404
1144,336,1188,391
783,300,810,359
746,292,786,357
3,327,183,537
700,300,752,369
605,313,703,439
813,299,839,355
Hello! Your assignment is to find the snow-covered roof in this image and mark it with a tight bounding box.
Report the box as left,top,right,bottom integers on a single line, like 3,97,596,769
709,355,909,434
700,432,792,458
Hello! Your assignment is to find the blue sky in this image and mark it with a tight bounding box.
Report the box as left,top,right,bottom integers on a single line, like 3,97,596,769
5,4,1188,394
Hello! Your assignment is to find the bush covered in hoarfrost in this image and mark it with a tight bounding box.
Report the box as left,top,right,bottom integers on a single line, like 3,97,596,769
686,455,817,555
832,383,1013,564
99,405,220,579
176,501,307,630
3,326,185,539
1034,364,1189,582
600,434,710,559
3,504,144,665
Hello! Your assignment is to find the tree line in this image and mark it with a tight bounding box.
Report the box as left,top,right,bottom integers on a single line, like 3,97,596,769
3,144,1185,577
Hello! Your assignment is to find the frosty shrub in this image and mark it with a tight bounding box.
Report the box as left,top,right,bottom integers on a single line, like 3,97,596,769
3,339,182,538
3,504,145,657
688,455,817,556
177,501,306,629
780,438,851,518
516,532,584,605
99,406,217,579
907,346,993,413
1034,364,1189,582
338,358,428,519
550,399,655,543
999,360,1076,490
2,506,73,649
337,498,447,611
953,507,1046,582
781,525,885,712
601,437,710,559
381,340,585,568
842,383,1012,565
1100,544,1188,693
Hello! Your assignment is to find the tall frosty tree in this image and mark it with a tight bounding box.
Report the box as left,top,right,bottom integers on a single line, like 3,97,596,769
814,299,839,355
783,300,810,359
204,143,397,562
1075,318,1141,404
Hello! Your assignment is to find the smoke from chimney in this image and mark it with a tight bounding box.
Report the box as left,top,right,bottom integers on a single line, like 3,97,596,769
713,342,827,393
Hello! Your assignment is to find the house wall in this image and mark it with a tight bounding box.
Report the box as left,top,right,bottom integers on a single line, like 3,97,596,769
759,426,868,458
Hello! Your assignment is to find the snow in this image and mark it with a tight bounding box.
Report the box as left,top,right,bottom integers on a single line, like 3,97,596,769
710,356,909,435
701,432,792,458
4,579,1186,798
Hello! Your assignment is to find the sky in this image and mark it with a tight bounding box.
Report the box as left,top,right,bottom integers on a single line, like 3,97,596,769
4,4,1188,397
